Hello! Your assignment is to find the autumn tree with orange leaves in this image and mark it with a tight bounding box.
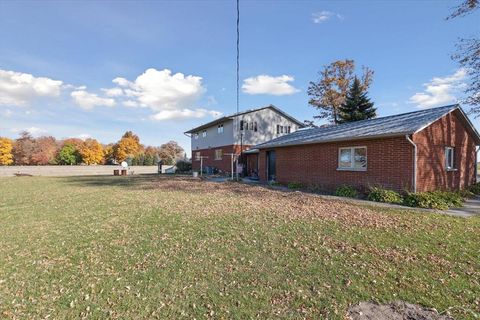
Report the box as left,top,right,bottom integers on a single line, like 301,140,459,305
114,131,141,162
307,59,374,124
79,139,104,165
0,137,14,165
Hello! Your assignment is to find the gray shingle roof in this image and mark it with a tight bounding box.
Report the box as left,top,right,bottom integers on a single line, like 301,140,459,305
255,104,480,149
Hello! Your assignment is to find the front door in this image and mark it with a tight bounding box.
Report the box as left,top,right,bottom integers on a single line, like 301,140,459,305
267,150,276,181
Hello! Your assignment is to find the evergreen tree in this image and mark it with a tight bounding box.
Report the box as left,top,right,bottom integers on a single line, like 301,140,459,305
337,77,376,123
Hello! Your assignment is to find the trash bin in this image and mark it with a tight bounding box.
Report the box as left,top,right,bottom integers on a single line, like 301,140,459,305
121,169,127,176
113,169,119,176
193,172,198,178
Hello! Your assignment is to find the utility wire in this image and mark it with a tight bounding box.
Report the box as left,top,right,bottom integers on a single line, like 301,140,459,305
236,0,240,116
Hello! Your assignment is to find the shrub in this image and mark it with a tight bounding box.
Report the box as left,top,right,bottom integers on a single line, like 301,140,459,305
287,182,303,190
176,160,192,173
403,191,464,210
469,182,480,195
367,187,403,204
334,185,358,198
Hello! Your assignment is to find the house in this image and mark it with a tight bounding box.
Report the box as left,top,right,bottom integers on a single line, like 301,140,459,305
184,105,304,174
247,104,480,192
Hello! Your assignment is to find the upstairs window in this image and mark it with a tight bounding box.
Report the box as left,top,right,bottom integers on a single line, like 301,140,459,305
215,149,223,160
338,147,367,171
287,126,291,133
195,152,201,161
218,124,224,133
250,122,254,130
445,147,455,170
240,120,244,131
202,130,207,138
276,125,280,134
194,133,199,140
254,122,258,132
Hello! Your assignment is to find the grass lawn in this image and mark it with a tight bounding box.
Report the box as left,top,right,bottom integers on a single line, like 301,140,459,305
0,176,479,319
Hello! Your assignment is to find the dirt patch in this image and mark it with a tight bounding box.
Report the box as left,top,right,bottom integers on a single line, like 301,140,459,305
347,301,454,320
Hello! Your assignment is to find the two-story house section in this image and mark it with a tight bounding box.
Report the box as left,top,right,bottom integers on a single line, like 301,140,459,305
184,105,304,173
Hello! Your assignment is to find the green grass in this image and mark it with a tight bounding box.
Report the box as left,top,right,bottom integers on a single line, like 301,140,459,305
0,176,479,319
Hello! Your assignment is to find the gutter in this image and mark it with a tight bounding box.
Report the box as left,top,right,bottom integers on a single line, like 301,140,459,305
476,146,480,183
405,135,417,193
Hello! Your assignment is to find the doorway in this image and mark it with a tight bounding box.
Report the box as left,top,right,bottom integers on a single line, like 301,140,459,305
266,150,276,181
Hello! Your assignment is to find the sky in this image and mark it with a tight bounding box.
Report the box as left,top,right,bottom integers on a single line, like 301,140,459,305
0,0,478,155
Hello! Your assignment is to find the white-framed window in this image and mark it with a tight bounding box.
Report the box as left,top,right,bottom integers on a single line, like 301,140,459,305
240,120,244,131
195,152,201,161
287,126,291,133
249,122,253,130
276,125,280,134
217,124,224,133
202,130,207,138
445,147,455,170
214,149,223,160
338,147,367,170
254,122,258,132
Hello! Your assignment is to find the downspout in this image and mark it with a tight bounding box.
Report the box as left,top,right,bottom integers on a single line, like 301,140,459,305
405,135,417,193
476,146,480,183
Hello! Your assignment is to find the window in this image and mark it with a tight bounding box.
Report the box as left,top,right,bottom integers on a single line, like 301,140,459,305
195,152,201,161
202,130,207,138
280,126,284,134
215,149,223,160
276,125,280,134
287,126,291,133
338,147,367,170
240,120,244,131
445,147,455,170
217,124,224,133
254,122,258,132
250,122,254,130
194,133,199,140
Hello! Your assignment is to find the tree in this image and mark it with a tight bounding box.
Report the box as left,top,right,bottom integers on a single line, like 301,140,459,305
448,1,479,113
0,137,14,165
114,131,141,162
30,136,58,165
158,141,184,165
12,131,35,165
79,139,104,165
307,59,373,124
57,143,80,165
337,77,377,123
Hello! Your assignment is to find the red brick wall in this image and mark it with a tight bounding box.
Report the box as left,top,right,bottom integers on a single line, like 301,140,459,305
192,144,252,173
414,110,477,192
258,137,414,192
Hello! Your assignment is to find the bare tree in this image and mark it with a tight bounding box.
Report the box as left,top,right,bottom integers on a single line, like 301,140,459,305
307,60,373,124
448,0,479,114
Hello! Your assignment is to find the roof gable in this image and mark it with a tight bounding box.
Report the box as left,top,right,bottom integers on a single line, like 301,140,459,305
184,105,304,134
255,104,480,149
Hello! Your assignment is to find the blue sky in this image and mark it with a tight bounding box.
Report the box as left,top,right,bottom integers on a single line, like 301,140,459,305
0,0,478,154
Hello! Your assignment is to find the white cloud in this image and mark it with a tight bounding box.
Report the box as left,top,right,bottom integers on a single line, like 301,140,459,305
242,75,300,96
101,87,124,97
10,126,46,137
109,68,221,121
312,11,343,24
409,69,467,109
150,108,222,121
0,69,63,106
71,89,116,110
2,109,13,117
77,133,91,140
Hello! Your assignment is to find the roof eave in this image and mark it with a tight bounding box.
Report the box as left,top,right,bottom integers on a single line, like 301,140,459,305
256,132,412,149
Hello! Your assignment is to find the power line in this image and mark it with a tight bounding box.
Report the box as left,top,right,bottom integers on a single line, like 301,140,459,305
236,0,240,115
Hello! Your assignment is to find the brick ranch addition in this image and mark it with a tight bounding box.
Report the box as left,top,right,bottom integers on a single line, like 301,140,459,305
257,110,478,193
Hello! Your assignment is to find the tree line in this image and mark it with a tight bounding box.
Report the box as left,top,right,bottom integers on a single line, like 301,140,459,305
0,131,185,166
